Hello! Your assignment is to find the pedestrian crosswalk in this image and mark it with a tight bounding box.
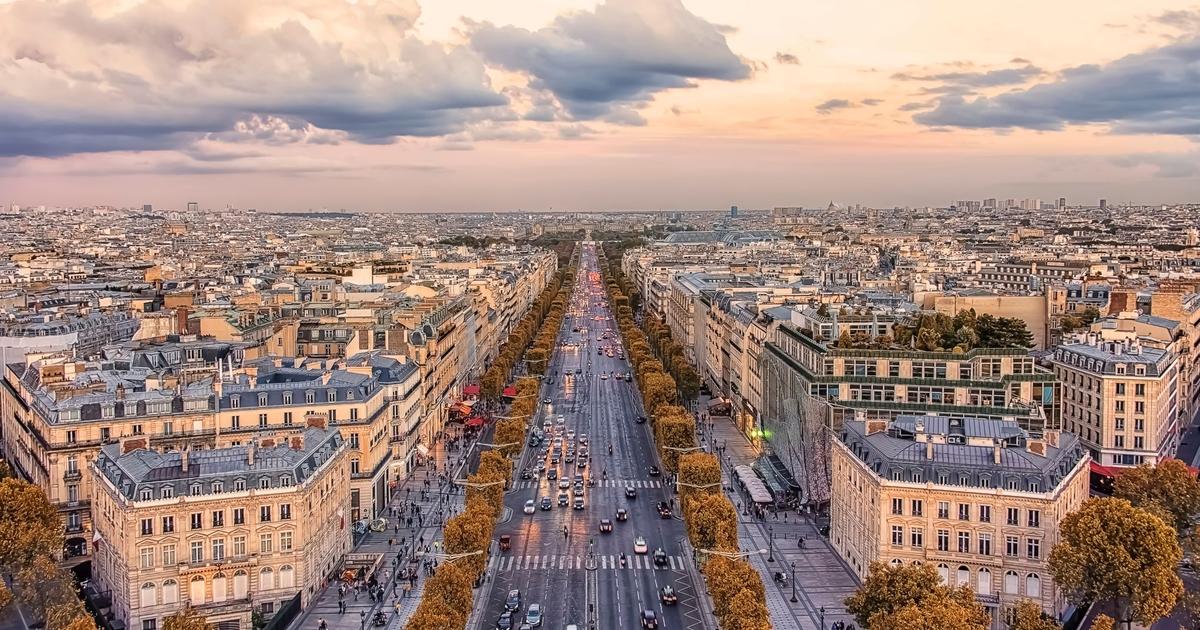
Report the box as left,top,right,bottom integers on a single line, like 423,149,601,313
513,479,665,490
488,553,686,571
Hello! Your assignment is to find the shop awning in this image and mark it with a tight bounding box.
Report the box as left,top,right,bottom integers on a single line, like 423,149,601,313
1089,461,1123,478
733,465,774,504
415,443,430,457
502,386,518,398
463,384,480,396
450,402,472,416
465,416,486,428
766,453,802,492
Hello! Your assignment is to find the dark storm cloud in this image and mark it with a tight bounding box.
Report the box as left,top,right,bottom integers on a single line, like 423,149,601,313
914,40,1200,135
469,0,750,124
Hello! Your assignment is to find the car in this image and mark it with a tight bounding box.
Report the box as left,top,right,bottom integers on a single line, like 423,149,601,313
556,416,567,425
654,548,668,566
640,610,658,629
504,589,522,612
519,625,533,630
565,453,575,463
558,478,571,489
547,469,558,480
573,474,584,484
648,466,661,476
558,492,570,506
523,500,536,514
616,508,629,521
550,455,560,465
600,373,608,380
579,435,589,445
658,501,673,518
543,398,552,405
573,496,585,510
539,496,552,510
635,415,647,424
577,459,588,470
521,468,534,480
660,586,677,605
625,486,637,499
524,604,543,627
633,537,648,554
599,519,613,533
497,611,515,630
575,369,582,374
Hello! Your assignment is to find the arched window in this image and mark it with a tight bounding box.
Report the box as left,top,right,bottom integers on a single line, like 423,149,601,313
977,568,992,596
212,572,227,603
889,558,902,567
162,579,179,604
1026,573,1042,597
189,575,206,605
260,566,275,591
956,565,970,587
937,563,949,584
140,582,156,607
998,568,1017,595
280,565,295,589
233,570,249,599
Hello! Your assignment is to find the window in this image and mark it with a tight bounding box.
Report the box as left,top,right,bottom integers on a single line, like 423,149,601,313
141,585,157,611
259,477,271,489
230,396,240,409
305,391,315,404
233,536,246,557
350,408,359,421
1135,401,1145,414
283,392,292,405
979,534,992,556
190,483,202,496
260,506,272,522
911,500,923,517
351,459,360,475
350,433,360,449
259,394,268,406
212,511,224,527
162,545,175,566
957,531,971,553
258,413,268,428
280,504,292,520
328,391,337,402
329,409,338,423
140,547,154,569
889,361,901,377
66,430,77,444
892,498,903,515
937,529,950,552
1006,507,1019,526
891,526,904,546
1028,510,1040,528
1004,571,1019,594
1135,383,1146,396
132,423,144,435
162,579,179,604
140,518,153,536
190,513,202,530
260,533,273,554
212,538,225,562
1134,436,1145,449
283,411,293,426
1116,383,1126,395
280,531,294,552
1135,418,1145,432
231,415,241,429
234,479,246,492
911,528,924,549
1027,538,1041,559
162,516,175,533
1026,573,1042,597
1006,536,1019,557
212,481,223,494
140,488,153,501
190,541,203,563
938,501,950,519
979,505,991,523
1115,400,1125,412
233,508,245,525
958,503,970,521
260,567,275,590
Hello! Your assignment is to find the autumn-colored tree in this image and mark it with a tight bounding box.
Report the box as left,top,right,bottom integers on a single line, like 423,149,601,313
703,556,765,620
477,450,512,487
163,607,208,630
1090,615,1115,630
0,478,64,573
0,581,11,611
404,596,462,630
867,586,990,630
723,587,771,630
1048,498,1182,627
641,371,677,415
845,561,949,627
1009,599,1060,630
1113,458,1200,534
682,492,739,552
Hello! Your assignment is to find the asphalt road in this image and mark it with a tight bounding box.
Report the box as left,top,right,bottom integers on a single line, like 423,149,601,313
475,244,705,630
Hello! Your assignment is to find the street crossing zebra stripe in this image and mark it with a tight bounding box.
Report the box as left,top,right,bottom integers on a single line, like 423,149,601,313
493,554,684,571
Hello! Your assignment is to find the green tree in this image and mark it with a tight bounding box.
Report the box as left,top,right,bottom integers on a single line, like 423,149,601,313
1113,458,1200,534
1048,498,1183,628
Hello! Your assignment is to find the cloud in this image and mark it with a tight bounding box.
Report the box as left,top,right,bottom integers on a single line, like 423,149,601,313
0,0,510,157
558,124,595,139
1010,57,1032,64
861,98,883,107
1111,151,1200,178
892,64,1044,88
914,40,1200,135
815,99,854,114
1152,8,1200,33
469,0,750,124
898,101,933,112
774,52,800,65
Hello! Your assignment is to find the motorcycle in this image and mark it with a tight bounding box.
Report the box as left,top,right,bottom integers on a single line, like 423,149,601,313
620,553,627,567
372,611,387,627
773,572,788,586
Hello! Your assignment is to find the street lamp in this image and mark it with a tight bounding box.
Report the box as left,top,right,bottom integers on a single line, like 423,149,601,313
790,561,798,603
819,606,825,630
768,526,775,562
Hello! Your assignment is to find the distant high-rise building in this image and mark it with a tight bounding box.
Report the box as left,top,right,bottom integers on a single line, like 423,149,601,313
1057,197,1066,210
1004,198,1016,209
186,201,199,212
1020,198,1041,211
143,204,153,212
983,198,997,209
730,205,739,218
1099,199,1108,210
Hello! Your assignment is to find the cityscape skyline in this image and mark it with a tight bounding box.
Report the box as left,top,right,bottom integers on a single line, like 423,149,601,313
0,0,1198,210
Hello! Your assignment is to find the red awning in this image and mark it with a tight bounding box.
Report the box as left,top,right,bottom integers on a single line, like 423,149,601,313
465,416,485,428
450,402,472,416
1089,461,1123,478
502,386,518,397
463,384,480,396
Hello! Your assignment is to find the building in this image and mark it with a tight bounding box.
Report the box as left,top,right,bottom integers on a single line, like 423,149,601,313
90,424,350,630
831,415,1089,627
730,205,739,218
1050,333,1178,469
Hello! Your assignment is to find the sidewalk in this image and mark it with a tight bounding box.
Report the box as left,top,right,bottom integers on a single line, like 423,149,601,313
292,434,470,630
699,397,860,630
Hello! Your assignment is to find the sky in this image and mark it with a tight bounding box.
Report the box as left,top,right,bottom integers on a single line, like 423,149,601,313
0,0,1197,212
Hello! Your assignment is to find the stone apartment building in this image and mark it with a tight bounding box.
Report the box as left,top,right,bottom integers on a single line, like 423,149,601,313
90,424,350,630
831,415,1089,628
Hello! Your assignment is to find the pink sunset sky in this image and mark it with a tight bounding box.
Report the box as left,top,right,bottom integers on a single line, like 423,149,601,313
0,0,1197,211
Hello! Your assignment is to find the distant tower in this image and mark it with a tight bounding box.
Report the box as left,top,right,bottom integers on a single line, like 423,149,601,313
1057,197,1066,210
1099,199,1107,210
730,205,739,218
187,201,199,212
143,204,153,212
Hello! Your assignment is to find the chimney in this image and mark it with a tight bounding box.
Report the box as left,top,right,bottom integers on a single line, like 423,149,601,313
121,436,148,454
180,446,190,473
290,434,305,450
306,412,328,429
865,420,888,436
993,441,1002,465
1027,439,1046,457
1044,430,1060,448
247,440,256,467
926,439,934,460
115,384,126,400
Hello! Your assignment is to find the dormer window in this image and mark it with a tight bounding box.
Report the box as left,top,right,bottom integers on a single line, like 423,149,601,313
258,394,268,406
280,475,292,487
283,392,292,405
327,391,337,402
1134,366,1146,376
140,488,153,501
212,481,223,493
305,391,315,404
230,397,240,409
161,486,174,499
1115,364,1126,375
190,483,203,496
234,479,246,492
259,478,271,490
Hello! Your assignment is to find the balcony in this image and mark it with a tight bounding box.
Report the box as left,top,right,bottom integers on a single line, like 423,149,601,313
63,469,82,482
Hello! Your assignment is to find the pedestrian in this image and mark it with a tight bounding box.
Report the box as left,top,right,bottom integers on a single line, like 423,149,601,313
359,610,366,626
318,617,328,630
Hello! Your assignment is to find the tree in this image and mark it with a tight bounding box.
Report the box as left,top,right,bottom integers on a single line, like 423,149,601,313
845,561,949,628
163,607,208,630
0,478,64,573
867,587,990,630
681,492,738,552
1091,615,1115,630
1009,599,1060,630
1048,498,1182,627
723,588,771,630
1113,458,1200,534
